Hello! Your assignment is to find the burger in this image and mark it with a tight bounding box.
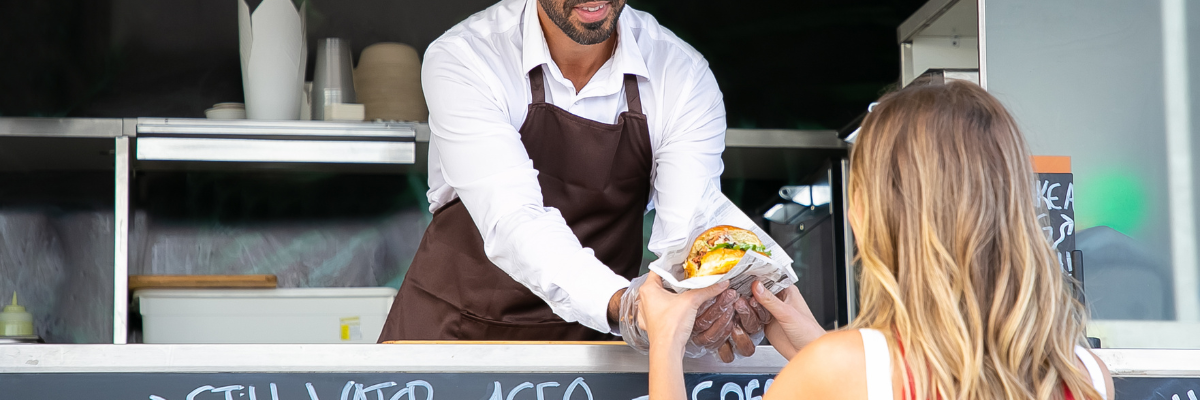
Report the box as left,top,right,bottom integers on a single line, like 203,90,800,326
684,225,771,278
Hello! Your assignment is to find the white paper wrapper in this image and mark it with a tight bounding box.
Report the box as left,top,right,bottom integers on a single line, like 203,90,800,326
649,182,798,297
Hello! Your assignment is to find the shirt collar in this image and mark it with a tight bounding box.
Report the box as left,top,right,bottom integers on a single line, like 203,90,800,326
520,0,650,81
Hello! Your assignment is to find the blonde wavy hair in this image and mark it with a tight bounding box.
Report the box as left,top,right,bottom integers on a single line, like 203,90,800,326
847,80,1097,400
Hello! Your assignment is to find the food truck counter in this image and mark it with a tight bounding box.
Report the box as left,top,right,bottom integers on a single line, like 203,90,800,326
1,344,1199,399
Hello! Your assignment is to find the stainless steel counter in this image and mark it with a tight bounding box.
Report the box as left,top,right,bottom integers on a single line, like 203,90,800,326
0,344,1193,376
0,344,1197,400
0,343,785,374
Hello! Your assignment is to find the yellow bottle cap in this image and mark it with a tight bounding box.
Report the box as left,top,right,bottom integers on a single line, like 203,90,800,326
3,292,26,313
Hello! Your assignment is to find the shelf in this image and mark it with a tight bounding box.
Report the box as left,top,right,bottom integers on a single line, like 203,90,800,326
0,118,125,172
722,129,846,181
133,118,417,170
0,117,123,138
136,118,416,139
136,137,415,165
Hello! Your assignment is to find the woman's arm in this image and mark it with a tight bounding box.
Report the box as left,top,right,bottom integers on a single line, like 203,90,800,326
648,326,689,400
638,273,728,400
763,330,870,400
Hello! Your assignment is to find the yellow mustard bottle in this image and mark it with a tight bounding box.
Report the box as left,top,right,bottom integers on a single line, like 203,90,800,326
1,292,34,337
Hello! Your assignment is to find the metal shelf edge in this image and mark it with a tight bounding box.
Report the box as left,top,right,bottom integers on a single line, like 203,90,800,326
0,118,124,138
136,118,416,139
135,137,416,164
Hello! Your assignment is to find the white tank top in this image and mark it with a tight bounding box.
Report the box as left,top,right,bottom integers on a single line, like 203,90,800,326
859,329,1108,400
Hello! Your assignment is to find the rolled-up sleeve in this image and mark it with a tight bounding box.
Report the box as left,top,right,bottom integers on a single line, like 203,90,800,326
423,40,630,333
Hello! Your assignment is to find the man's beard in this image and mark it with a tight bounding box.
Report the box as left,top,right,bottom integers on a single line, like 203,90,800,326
539,0,622,45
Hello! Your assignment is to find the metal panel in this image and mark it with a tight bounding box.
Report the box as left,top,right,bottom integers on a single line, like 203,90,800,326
724,129,844,149
136,137,416,164
1096,349,1200,377
840,158,857,323
901,43,916,85
978,0,988,89
113,136,130,344
0,118,123,138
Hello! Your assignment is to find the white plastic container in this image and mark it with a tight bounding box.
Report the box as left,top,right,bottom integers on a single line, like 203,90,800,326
134,287,396,344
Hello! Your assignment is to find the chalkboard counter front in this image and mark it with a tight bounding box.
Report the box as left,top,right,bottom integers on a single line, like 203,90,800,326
0,344,1198,399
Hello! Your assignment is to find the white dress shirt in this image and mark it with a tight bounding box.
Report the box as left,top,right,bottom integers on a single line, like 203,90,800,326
422,0,726,333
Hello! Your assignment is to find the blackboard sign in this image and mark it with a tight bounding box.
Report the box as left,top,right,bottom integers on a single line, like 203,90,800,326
1037,173,1076,274
1116,377,1200,400
0,372,1190,399
0,373,776,400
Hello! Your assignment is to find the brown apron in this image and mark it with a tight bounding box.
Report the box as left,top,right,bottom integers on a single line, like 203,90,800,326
378,66,652,341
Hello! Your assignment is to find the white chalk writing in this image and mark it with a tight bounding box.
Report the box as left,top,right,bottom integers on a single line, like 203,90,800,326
152,380,432,400
1038,178,1076,272
685,379,773,400
486,378,592,400
1171,389,1198,400
147,376,774,400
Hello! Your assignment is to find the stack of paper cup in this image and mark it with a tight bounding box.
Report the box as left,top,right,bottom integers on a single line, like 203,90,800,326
355,43,428,122
237,0,306,120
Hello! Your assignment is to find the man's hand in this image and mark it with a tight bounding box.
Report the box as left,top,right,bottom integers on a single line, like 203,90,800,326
710,294,770,362
689,289,737,349
608,287,627,328
720,295,769,360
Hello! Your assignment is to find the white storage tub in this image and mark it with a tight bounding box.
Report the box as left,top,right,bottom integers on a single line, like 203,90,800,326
134,287,397,344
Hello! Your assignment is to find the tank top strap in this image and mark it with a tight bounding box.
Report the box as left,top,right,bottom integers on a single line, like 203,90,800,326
860,329,895,400
1074,345,1108,399
859,331,1104,400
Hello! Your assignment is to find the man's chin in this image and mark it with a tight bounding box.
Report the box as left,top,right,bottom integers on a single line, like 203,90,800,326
565,21,615,45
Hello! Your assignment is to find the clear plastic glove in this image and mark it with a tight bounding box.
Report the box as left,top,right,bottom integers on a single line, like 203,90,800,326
622,274,741,359
710,295,770,362
688,289,738,350
621,274,775,361
705,295,770,362
619,274,656,354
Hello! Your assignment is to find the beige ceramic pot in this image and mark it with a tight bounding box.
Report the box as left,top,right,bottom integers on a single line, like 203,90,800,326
354,43,427,122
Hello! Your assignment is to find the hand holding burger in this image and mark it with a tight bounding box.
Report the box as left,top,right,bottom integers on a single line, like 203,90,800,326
683,225,774,362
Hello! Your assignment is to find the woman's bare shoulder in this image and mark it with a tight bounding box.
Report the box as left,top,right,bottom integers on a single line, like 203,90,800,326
764,330,869,400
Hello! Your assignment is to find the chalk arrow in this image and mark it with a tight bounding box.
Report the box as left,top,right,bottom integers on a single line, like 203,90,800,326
1053,214,1075,249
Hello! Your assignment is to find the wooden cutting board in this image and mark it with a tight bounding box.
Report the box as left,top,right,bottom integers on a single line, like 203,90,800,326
128,275,278,290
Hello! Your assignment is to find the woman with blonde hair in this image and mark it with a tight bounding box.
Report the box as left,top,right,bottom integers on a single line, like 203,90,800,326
639,79,1114,400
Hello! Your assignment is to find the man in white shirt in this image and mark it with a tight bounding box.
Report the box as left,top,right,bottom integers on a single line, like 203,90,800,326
379,0,758,354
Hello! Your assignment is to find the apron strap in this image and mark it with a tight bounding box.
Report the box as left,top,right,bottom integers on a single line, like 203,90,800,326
530,67,641,114
529,66,547,103
623,74,642,114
